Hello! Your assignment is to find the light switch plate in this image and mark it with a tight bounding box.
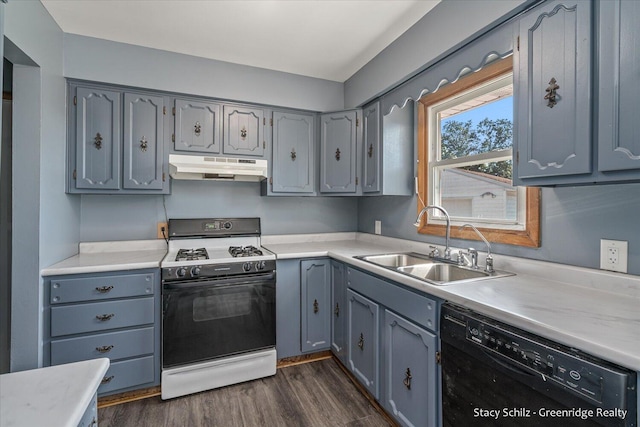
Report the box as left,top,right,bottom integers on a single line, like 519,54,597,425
600,239,628,273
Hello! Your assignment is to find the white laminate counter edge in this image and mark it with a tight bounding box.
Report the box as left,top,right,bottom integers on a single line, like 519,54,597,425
0,358,109,427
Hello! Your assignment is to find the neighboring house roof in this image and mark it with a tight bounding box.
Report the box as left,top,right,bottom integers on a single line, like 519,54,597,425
446,168,513,189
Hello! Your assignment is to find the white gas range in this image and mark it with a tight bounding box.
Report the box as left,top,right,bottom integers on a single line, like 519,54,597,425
160,218,277,400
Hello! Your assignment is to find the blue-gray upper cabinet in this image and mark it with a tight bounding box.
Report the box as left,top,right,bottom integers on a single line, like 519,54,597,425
330,260,347,364
300,259,331,353
597,0,640,174
123,93,165,190
173,98,221,154
383,310,438,427
363,101,414,196
68,82,169,194
320,110,360,194
74,86,121,190
270,111,315,194
223,105,265,157
347,289,379,399
513,0,592,182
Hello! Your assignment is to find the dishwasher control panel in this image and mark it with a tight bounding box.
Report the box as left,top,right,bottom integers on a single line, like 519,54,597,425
465,317,605,402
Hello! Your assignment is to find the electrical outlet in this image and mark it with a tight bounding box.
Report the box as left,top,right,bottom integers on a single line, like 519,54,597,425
600,239,628,273
157,222,168,239
374,220,382,235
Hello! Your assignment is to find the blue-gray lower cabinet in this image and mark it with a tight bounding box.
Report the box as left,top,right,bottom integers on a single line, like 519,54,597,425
43,269,161,396
275,259,302,359
347,289,380,399
300,259,331,353
330,260,347,364
77,392,97,427
384,310,438,427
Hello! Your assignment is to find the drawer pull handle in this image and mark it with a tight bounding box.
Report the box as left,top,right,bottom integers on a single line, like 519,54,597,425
403,367,412,390
96,313,115,321
101,375,114,384
95,285,114,293
313,299,319,314
357,332,364,350
96,345,114,353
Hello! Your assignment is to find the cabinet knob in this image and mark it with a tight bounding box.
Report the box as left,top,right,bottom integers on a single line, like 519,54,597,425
240,126,247,140
96,313,115,322
403,367,412,390
357,332,364,350
544,77,560,108
291,148,297,161
94,133,103,150
194,121,202,136
140,136,148,152
335,148,341,161
313,299,319,314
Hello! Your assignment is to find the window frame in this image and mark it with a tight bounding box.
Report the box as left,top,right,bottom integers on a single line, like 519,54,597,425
416,56,541,248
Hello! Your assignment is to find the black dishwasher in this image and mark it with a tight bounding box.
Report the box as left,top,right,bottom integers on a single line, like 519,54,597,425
441,303,636,427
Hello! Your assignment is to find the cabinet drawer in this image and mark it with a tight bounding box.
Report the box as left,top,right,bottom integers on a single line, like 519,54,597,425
51,327,154,365
347,267,438,332
98,356,155,395
51,298,154,337
50,273,155,304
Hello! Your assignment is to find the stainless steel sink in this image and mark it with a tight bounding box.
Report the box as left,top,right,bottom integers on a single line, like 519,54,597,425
355,252,434,268
398,263,490,284
355,252,514,285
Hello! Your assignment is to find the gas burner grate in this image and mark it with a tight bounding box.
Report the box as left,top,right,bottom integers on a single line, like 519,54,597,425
229,245,264,257
176,248,209,261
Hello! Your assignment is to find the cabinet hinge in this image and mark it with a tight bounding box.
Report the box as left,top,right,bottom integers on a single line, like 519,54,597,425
355,177,359,186
162,172,166,182
163,106,166,115
263,141,266,149
72,169,77,180
516,151,520,164
356,118,360,127
270,118,273,126
517,36,520,51
436,351,441,365
263,118,266,126
172,107,176,116
269,177,273,185
73,96,77,106
172,134,175,143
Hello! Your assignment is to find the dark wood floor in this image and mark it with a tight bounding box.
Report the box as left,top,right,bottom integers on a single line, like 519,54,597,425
98,358,392,427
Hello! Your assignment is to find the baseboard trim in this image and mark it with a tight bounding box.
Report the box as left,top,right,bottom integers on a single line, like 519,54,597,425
98,386,161,409
276,350,333,368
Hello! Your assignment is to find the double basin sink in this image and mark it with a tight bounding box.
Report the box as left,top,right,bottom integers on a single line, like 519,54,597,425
355,252,514,285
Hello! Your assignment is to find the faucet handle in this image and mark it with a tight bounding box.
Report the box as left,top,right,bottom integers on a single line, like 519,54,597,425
485,254,495,273
428,245,440,258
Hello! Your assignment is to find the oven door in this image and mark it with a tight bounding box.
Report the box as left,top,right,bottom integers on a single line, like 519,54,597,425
162,272,275,369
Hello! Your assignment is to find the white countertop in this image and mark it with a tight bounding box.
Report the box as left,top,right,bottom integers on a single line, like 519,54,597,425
263,233,640,372
41,240,167,276
0,358,109,427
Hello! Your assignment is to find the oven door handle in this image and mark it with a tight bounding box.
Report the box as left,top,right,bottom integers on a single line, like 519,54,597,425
163,272,275,291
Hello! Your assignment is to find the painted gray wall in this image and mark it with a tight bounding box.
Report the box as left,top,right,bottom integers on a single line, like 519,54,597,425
63,34,344,113
5,1,79,371
357,185,640,276
344,0,528,107
80,181,358,242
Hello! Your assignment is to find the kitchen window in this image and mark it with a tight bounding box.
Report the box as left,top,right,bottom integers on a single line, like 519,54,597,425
416,57,540,247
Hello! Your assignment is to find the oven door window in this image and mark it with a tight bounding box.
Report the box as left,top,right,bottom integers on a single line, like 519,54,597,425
163,276,275,369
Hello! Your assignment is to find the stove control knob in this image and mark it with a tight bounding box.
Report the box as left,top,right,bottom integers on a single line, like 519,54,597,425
243,262,253,272
191,266,201,276
176,267,187,278
256,261,267,271
223,221,233,230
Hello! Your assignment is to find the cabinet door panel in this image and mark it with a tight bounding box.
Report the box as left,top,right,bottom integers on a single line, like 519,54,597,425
320,111,358,193
363,103,381,193
75,87,121,190
385,310,438,427
330,260,346,363
175,99,220,153
272,111,315,193
347,289,379,399
598,0,640,172
123,93,164,190
515,0,591,179
223,105,264,157
301,260,331,353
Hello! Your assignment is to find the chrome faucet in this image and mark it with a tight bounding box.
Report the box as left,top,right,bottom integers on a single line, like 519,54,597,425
414,205,452,260
459,224,494,273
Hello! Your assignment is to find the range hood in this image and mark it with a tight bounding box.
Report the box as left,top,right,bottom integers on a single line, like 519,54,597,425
169,154,268,182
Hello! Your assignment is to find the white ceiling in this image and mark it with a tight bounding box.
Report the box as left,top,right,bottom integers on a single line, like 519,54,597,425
41,0,440,82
